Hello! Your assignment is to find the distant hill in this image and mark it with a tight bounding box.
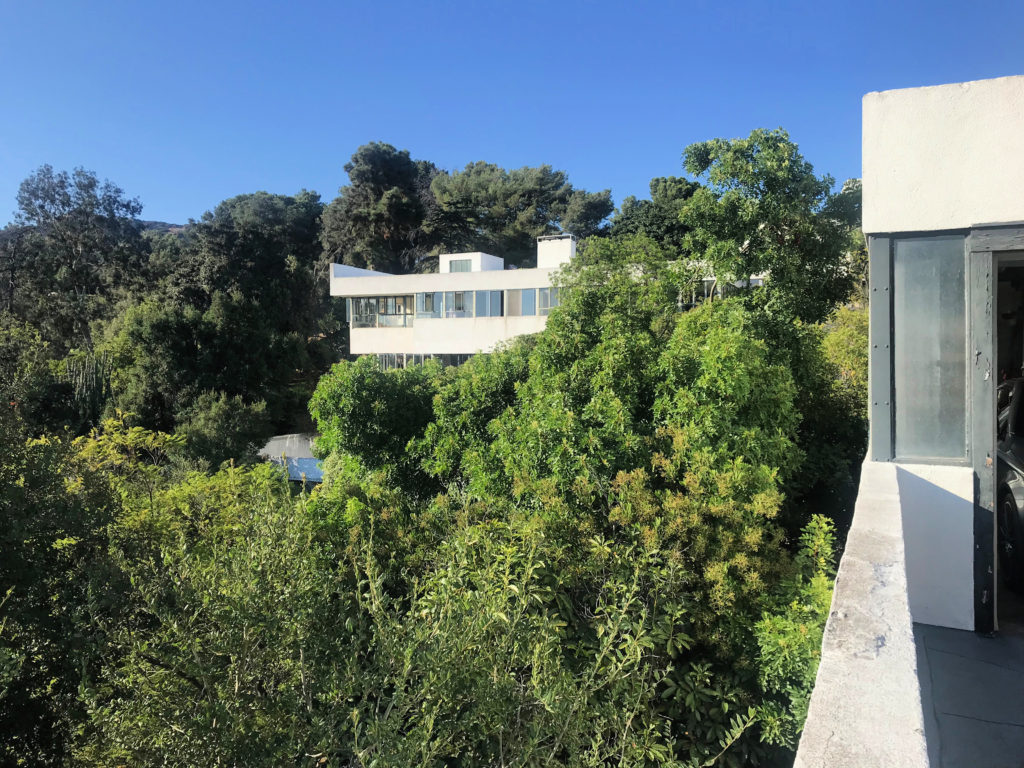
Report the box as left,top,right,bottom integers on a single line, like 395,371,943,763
140,220,186,234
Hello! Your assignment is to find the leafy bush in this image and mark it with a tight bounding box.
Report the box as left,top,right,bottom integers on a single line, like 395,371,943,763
174,390,273,467
295,241,847,765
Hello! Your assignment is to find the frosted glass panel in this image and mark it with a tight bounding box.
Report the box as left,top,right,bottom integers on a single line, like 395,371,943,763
893,236,966,459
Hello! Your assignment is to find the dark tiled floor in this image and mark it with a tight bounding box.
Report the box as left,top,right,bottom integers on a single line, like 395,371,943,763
916,611,1024,768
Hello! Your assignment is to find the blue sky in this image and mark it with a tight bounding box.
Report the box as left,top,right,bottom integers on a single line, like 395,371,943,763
1,0,1021,225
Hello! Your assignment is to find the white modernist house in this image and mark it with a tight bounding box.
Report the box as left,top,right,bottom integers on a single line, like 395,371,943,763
330,234,575,368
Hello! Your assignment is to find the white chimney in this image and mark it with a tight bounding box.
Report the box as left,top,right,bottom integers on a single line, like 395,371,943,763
536,234,577,268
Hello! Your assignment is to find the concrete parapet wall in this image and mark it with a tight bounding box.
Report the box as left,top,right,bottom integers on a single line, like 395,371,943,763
796,460,929,767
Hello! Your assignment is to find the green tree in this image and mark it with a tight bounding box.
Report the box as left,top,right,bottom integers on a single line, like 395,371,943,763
610,176,700,256
77,462,351,766
7,165,146,349
306,234,841,764
102,291,312,435
822,305,869,421
174,391,272,468
310,355,442,482
0,410,119,765
169,191,324,328
430,162,612,267
320,143,441,274
681,129,859,324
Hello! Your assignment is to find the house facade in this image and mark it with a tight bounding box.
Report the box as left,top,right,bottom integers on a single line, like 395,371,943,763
330,234,574,368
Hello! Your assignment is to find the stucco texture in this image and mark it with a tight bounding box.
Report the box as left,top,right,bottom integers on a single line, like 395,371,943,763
863,75,1024,234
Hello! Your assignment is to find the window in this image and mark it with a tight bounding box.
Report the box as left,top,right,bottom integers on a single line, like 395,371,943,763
352,296,413,327
538,287,560,315
449,258,471,273
474,290,504,317
352,297,378,328
444,291,472,318
506,289,521,316
416,292,442,318
521,288,536,316
892,236,967,460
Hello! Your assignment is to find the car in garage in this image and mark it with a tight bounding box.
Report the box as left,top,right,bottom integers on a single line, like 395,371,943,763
997,378,1024,589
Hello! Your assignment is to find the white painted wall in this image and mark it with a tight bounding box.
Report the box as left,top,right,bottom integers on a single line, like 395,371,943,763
350,315,548,355
331,263,562,297
863,75,1024,234
439,252,505,273
537,235,576,268
895,463,975,631
333,263,389,278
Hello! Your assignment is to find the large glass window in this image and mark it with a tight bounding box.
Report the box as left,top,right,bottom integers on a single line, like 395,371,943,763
506,289,522,316
444,291,472,318
538,287,560,315
521,288,536,316
352,297,378,328
416,292,442,318
474,290,504,317
893,236,967,459
449,258,471,273
351,295,413,327
507,289,537,317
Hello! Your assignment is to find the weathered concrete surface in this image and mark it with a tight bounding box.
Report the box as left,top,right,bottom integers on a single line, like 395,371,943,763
795,459,930,767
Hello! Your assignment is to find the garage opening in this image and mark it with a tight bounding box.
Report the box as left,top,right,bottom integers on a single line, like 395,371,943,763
995,254,1024,633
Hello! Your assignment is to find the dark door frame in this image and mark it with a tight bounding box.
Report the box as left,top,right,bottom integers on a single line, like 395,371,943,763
969,224,1024,634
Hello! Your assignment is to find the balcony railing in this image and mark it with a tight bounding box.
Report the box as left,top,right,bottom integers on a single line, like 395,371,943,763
352,314,414,329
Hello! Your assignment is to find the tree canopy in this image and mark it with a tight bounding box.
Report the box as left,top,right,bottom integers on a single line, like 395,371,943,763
4,166,145,348
321,143,613,272
0,129,868,766
681,128,859,324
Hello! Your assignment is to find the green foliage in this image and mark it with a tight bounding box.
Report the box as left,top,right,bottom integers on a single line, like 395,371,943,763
754,516,836,747
310,355,442,473
1,135,862,766
610,176,700,256
79,463,349,766
430,162,613,267
681,129,859,324
174,391,272,467
822,305,869,421
303,235,846,764
0,314,79,433
101,292,311,433
320,142,442,273
6,165,145,350
0,409,119,765
320,144,613,274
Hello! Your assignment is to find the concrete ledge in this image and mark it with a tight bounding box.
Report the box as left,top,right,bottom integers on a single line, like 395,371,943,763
795,459,929,767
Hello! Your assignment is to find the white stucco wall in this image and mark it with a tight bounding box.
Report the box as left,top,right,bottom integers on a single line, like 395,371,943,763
331,263,561,297
537,235,576,268
896,463,975,631
349,315,548,355
863,75,1024,234
439,252,505,272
